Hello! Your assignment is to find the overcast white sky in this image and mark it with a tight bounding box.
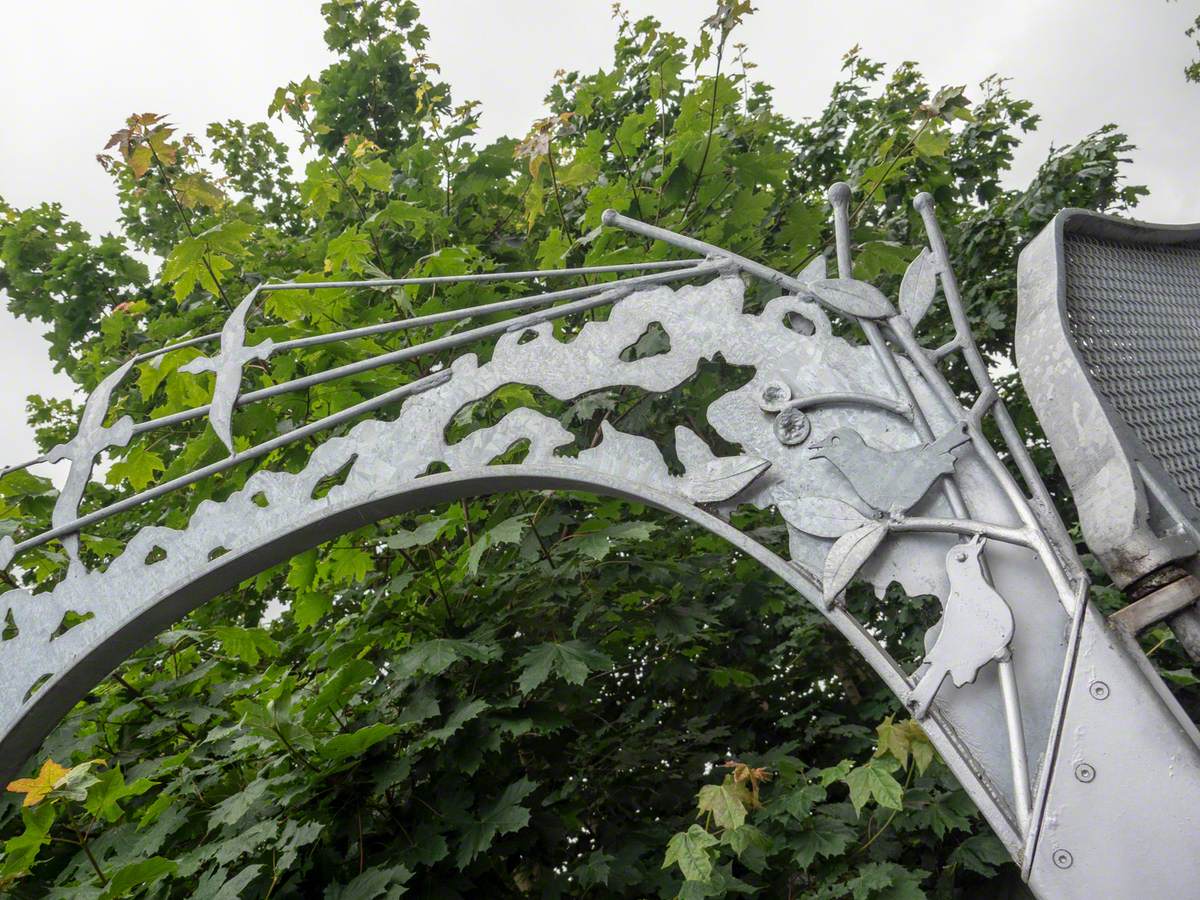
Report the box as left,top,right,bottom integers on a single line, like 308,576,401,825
1,0,1197,469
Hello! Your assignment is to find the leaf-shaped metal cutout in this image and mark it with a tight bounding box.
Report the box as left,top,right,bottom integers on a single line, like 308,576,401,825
810,279,896,320
797,254,826,284
822,520,889,605
777,496,871,539
899,248,938,327
684,456,772,503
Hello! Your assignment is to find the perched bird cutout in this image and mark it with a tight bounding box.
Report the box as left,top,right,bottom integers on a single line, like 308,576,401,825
45,358,138,571
181,292,275,455
906,535,1015,719
808,422,970,513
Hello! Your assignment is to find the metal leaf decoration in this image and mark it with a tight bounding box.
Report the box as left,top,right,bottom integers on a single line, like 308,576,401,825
777,495,870,538
810,279,896,320
682,456,772,503
899,248,938,327
822,520,889,605
796,254,826,284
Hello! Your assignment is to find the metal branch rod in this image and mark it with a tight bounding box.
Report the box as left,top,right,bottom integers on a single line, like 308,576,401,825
258,258,702,292
126,259,702,366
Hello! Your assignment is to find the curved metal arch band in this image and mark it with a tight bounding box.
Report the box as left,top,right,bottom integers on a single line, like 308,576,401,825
0,463,1019,852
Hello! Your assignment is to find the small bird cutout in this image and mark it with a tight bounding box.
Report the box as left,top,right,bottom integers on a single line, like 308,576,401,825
906,535,1015,719
808,423,970,513
181,292,275,455
45,358,138,570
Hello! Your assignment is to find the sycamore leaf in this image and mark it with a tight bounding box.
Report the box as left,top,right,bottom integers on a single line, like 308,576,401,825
395,639,497,678
386,518,449,550
467,514,529,575
810,278,896,320
105,445,166,490
325,226,374,274
6,759,69,807
84,767,155,823
662,824,718,881
777,496,871,539
822,521,888,604
326,547,374,585
791,814,856,869
899,247,938,327
1,804,55,876
516,641,612,693
845,761,904,815
212,626,278,666
456,779,537,867
950,833,1010,878
101,856,177,900
336,864,412,899
319,723,400,761
697,776,751,831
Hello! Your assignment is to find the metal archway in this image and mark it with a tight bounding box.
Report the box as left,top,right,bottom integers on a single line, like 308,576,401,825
1,185,1197,899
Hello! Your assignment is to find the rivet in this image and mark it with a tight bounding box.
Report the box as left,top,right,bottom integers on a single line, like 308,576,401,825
1052,849,1074,869
774,408,811,446
1089,680,1109,700
1074,763,1096,783
758,379,793,413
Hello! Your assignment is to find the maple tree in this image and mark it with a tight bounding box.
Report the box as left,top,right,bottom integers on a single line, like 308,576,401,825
0,2,1185,898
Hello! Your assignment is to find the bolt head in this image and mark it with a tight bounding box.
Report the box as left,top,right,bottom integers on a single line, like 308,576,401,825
1052,849,1074,869
1089,680,1109,700
758,379,793,413
774,408,811,446
1074,763,1096,783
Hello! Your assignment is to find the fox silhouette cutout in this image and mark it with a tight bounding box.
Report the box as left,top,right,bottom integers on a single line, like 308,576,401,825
906,535,1014,719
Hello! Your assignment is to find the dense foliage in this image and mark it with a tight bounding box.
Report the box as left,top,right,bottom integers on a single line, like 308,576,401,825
0,2,1178,897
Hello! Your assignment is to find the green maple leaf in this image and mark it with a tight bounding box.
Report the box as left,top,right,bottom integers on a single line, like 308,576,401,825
662,824,718,882
516,641,612,693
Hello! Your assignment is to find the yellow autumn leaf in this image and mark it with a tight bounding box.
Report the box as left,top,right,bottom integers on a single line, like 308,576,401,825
6,758,69,807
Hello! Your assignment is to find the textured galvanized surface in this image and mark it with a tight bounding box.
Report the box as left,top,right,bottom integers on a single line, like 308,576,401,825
1063,235,1200,511
1017,210,1200,897
6,188,1196,898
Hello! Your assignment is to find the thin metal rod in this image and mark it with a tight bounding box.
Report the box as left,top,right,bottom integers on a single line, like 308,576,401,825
266,263,710,354
17,266,721,453
889,517,1034,549
787,392,913,419
118,262,701,368
6,371,452,558
913,194,1079,572
998,652,1033,832
259,258,701,292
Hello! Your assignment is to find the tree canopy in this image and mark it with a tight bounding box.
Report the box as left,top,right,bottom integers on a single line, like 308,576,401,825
0,2,1182,898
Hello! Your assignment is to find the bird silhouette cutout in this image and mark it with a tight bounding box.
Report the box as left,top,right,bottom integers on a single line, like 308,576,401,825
181,292,275,455
808,422,970,513
45,358,138,570
906,535,1015,719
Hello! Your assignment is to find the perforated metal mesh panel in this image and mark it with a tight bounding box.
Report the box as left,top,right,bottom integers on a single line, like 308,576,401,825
1064,234,1200,511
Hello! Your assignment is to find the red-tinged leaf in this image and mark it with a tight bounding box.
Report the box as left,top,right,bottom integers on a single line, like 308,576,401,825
777,496,871,539
822,521,888,604
810,278,896,320
900,248,938,327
